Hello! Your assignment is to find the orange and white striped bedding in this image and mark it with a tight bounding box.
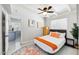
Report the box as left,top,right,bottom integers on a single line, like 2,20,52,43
34,35,66,54
35,37,58,51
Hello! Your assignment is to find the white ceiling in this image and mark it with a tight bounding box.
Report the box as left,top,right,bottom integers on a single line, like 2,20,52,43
21,4,76,17
2,4,76,18
22,4,76,12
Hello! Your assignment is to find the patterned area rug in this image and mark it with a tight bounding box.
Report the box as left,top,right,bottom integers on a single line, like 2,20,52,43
12,44,47,55
12,43,77,55
14,47,41,55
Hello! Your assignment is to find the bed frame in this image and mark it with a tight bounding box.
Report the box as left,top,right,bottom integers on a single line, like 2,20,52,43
49,29,67,44
35,29,67,55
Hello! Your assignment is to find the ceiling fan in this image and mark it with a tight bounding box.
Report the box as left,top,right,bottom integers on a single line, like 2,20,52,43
38,6,54,14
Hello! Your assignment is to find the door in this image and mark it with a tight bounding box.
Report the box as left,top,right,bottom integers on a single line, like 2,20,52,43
2,9,9,55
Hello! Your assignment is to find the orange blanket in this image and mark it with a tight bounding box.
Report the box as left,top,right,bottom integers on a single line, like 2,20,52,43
35,37,58,51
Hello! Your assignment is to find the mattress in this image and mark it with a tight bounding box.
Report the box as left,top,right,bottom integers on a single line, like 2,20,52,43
34,35,66,54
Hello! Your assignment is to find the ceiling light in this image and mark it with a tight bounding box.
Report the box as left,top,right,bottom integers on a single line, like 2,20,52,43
43,12,49,17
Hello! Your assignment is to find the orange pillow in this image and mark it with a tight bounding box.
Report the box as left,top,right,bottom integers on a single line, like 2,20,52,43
50,32,60,38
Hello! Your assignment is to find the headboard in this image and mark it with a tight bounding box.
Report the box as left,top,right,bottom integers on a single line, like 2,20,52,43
49,29,67,43
50,29,66,33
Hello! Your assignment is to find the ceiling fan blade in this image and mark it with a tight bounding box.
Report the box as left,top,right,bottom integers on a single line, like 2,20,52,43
43,7,47,11
47,11,54,13
48,6,52,10
38,8,43,11
38,12,44,14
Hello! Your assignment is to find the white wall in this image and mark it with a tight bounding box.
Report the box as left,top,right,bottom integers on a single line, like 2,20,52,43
78,4,79,26
44,17,51,27
67,10,77,39
46,7,77,39
50,18,67,30
77,4,79,45
11,5,44,44
0,5,2,55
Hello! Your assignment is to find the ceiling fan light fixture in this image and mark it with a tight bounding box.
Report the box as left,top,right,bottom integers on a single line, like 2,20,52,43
43,12,47,15
43,12,49,17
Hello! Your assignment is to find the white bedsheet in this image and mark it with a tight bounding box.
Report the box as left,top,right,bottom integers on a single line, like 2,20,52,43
34,35,66,54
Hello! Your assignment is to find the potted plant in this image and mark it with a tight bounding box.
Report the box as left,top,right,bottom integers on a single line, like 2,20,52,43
70,23,78,48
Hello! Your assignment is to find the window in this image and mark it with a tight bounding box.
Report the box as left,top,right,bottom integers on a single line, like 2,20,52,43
50,18,67,30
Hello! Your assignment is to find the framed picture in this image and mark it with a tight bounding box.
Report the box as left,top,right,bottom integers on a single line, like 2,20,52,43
28,19,37,27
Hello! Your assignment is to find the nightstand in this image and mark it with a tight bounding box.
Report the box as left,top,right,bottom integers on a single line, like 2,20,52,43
66,38,75,48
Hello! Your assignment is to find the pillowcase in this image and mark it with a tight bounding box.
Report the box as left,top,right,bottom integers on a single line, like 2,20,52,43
58,33,65,38
50,32,60,38
50,32,66,38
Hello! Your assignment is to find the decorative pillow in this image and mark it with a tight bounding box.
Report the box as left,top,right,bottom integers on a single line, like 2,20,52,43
50,32,60,38
58,33,65,38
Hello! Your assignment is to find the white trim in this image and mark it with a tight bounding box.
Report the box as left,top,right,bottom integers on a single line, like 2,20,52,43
2,6,9,54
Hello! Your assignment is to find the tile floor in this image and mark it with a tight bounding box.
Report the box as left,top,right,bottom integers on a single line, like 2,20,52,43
6,38,21,55
7,40,78,55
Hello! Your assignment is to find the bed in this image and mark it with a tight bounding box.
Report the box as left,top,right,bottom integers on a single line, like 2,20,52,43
34,29,67,54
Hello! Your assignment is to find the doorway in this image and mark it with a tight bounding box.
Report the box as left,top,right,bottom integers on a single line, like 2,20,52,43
7,17,21,54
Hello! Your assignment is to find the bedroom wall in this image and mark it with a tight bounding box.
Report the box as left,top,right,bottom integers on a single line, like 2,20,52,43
77,4,79,45
78,4,79,26
67,10,77,39
11,5,44,44
0,5,2,54
45,6,77,39
50,18,67,30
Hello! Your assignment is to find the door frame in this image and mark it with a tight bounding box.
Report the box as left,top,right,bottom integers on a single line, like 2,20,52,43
2,7,9,55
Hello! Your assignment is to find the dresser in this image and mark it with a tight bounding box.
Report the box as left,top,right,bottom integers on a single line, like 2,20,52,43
43,26,49,36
